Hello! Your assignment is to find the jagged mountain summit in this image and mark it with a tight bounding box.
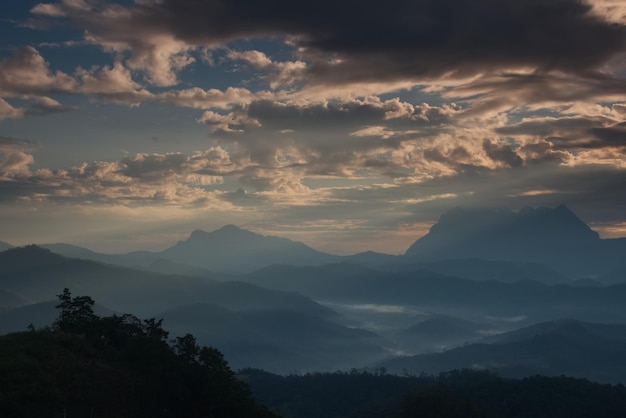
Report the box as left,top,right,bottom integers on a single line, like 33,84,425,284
159,225,340,273
405,205,625,277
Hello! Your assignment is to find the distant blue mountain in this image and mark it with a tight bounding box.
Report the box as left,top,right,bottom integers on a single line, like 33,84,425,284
404,205,626,277
0,241,12,252
19,204,626,278
159,225,340,273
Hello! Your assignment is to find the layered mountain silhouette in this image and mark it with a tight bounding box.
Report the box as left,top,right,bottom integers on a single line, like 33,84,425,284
3,204,626,378
27,204,626,278
0,245,337,319
380,319,626,384
0,245,394,373
241,262,626,326
41,225,340,273
158,303,389,373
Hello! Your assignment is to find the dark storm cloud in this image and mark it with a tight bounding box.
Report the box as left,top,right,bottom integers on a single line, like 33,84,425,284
141,0,626,82
587,123,626,148
482,139,524,168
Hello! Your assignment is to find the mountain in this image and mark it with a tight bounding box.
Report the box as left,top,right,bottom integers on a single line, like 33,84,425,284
0,300,114,335
0,241,12,252
0,245,338,319
241,261,626,340
40,226,343,274
0,290,32,311
598,263,626,285
389,258,567,284
380,319,626,384
0,246,394,372
159,225,340,273
393,315,487,353
0,297,370,370
158,303,390,373
344,251,401,268
404,205,626,277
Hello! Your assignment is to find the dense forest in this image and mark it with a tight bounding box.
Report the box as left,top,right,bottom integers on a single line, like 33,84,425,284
0,289,277,418
245,369,626,418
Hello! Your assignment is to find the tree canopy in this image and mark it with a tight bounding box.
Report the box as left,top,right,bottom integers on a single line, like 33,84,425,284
0,288,278,418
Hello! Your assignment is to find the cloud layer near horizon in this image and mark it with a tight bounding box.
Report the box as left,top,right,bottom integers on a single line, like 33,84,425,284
1,0,626,252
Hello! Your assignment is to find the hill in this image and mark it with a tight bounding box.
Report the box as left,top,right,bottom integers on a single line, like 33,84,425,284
245,369,626,418
241,262,626,325
0,245,336,319
0,289,31,311
379,319,626,384
0,291,277,418
158,303,390,373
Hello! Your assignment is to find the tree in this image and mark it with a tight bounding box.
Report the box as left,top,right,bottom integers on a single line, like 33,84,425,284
143,317,169,343
54,288,99,334
174,333,200,363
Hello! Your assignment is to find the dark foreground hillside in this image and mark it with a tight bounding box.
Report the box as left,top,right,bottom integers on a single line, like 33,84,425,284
0,289,277,418
245,369,626,418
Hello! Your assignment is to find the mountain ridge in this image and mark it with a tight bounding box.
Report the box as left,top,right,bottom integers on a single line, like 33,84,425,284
7,204,626,278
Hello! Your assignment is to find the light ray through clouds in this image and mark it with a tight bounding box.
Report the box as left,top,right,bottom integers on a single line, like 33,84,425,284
0,0,625,253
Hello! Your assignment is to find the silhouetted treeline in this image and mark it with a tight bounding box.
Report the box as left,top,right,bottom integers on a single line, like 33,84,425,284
244,368,626,418
0,288,278,418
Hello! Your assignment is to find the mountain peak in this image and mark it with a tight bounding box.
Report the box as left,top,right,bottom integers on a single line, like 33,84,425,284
162,225,338,273
215,224,249,234
404,204,604,275
187,225,259,242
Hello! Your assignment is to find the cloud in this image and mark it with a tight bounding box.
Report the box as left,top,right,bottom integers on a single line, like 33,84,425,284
0,46,76,97
153,0,625,79
482,139,524,168
446,71,626,118
31,0,626,92
226,49,307,89
0,146,239,205
0,99,24,120
157,87,260,110
0,46,151,108
76,62,153,104
33,0,196,87
0,137,37,177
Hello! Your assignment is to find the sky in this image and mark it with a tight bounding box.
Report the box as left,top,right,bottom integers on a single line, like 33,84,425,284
1,0,626,255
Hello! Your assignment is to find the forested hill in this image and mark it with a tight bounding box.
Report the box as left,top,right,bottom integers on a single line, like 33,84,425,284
0,289,277,418
245,369,626,418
